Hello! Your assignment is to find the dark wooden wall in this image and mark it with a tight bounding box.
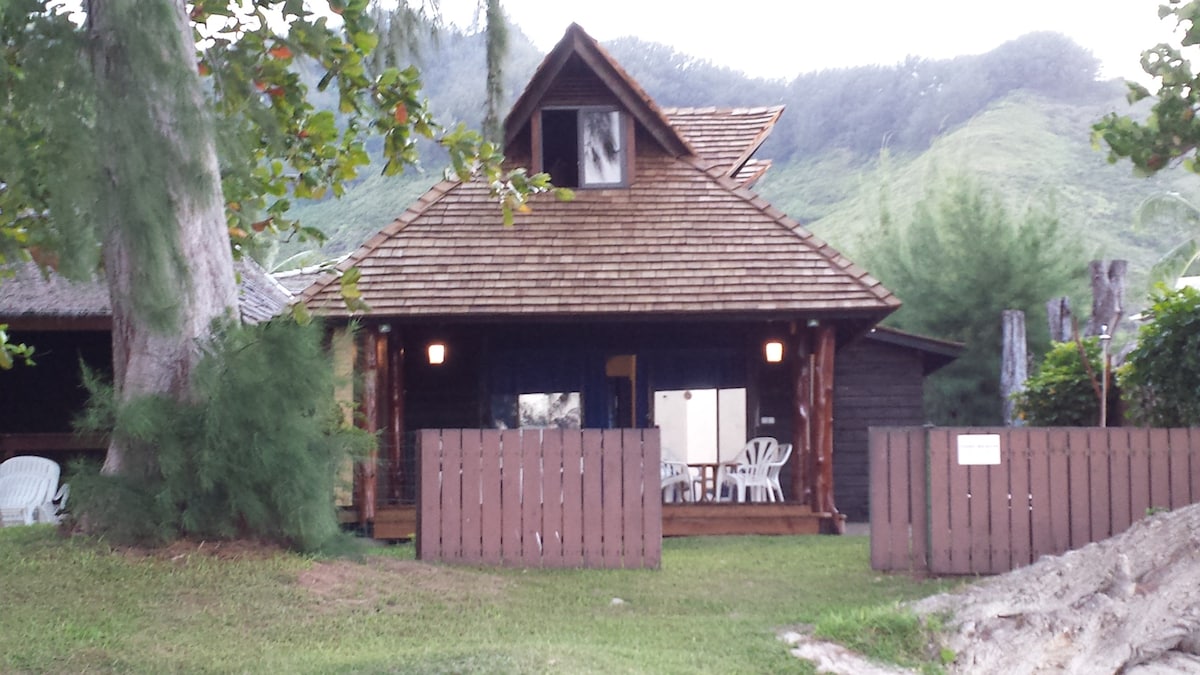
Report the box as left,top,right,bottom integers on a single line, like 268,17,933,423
0,330,111,434
833,338,927,521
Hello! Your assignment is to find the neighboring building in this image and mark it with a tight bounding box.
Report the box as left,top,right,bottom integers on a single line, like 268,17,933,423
0,260,290,459
300,24,912,531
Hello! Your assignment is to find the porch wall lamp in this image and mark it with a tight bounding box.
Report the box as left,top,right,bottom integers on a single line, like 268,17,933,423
764,340,784,363
427,342,446,365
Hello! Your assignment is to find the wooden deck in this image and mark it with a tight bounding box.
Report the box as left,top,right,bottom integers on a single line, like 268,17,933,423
366,503,838,541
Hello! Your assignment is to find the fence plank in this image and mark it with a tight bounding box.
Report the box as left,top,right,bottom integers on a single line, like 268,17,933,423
1149,428,1172,514
1169,428,1192,509
641,430,663,570
870,428,901,570
987,431,1012,574
1087,428,1111,542
968,460,991,575
1046,430,1071,556
417,429,441,560
602,431,624,568
480,430,503,565
928,428,952,573
1028,429,1055,560
500,430,522,564
520,430,543,566
621,429,645,568
541,429,564,565
1067,429,1091,550
946,431,972,575
908,428,929,572
460,429,483,564
582,430,604,567
1108,427,1132,536
441,429,464,561
1007,428,1033,569
561,431,584,567
1191,430,1200,509
1128,428,1151,525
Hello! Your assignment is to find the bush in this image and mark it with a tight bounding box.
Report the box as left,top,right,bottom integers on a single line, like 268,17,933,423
73,318,374,552
1012,338,1119,426
1120,286,1200,426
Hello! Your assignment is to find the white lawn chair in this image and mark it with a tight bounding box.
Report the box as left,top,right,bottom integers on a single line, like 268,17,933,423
766,443,792,502
717,437,779,502
0,456,68,526
661,459,694,503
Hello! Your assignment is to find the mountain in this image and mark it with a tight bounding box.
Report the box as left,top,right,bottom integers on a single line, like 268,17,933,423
283,23,1199,309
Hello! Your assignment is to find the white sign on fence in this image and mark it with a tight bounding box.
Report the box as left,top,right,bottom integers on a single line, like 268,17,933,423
957,434,1001,465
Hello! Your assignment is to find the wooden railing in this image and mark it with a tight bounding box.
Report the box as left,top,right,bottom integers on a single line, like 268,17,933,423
417,428,661,569
870,427,1200,575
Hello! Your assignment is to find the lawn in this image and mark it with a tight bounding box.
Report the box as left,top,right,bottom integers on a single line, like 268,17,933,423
0,526,956,674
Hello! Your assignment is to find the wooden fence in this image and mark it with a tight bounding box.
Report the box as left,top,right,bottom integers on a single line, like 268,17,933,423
417,428,661,569
870,427,1200,575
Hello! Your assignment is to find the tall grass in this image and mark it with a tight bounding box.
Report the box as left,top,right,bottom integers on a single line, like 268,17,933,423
0,527,956,673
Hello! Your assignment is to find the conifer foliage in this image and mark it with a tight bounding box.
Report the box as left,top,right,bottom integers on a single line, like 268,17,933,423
862,175,1085,425
74,320,372,552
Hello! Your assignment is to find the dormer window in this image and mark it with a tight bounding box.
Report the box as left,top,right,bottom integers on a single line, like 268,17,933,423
540,107,626,188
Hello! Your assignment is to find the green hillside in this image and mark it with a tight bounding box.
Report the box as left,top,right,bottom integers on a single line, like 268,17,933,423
760,88,1200,302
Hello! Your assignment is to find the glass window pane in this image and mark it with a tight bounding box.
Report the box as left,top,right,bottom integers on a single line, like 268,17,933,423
580,110,622,185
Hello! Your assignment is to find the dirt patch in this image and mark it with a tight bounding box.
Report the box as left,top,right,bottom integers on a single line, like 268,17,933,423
911,504,1200,674
297,557,511,609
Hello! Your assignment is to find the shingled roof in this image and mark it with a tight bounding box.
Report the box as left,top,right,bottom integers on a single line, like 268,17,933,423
0,260,291,326
301,25,898,322
663,106,783,183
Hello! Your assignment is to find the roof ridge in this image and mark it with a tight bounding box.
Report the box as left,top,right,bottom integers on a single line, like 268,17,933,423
679,155,900,309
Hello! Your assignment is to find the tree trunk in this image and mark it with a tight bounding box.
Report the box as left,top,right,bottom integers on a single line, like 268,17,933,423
1001,310,1027,426
1046,296,1072,343
1085,260,1128,338
89,0,238,475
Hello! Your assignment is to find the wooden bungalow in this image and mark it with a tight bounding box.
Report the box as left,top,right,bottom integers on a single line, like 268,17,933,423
300,24,909,537
0,260,291,461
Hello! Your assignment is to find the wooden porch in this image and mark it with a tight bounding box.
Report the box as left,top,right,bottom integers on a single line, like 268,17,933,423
365,503,840,541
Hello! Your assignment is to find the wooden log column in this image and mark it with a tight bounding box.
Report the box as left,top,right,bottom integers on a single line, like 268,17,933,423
387,329,405,501
789,325,812,505
356,326,382,526
812,324,841,533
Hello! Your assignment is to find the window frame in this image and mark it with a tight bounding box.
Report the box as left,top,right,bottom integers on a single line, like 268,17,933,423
538,106,629,189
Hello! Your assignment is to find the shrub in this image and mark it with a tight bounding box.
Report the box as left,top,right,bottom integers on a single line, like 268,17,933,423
73,318,373,552
1120,285,1200,426
1012,338,1118,426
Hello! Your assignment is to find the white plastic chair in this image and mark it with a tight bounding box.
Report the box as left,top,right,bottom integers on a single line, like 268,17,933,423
766,443,792,502
0,456,68,526
717,437,779,503
661,459,694,503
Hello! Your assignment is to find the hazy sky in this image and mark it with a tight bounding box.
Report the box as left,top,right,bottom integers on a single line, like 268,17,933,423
437,1,1182,83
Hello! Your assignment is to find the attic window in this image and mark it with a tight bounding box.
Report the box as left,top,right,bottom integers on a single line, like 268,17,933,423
540,107,626,188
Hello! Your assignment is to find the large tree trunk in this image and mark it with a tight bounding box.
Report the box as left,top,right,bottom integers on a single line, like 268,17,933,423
1000,309,1027,426
1085,260,1128,338
89,0,238,475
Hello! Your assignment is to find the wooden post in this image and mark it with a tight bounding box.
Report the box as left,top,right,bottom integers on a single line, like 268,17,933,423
387,329,405,501
790,326,811,505
357,327,381,526
812,324,840,532
331,327,356,508
1001,310,1027,426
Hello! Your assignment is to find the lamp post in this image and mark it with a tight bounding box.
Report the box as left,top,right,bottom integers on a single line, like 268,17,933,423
1099,324,1111,427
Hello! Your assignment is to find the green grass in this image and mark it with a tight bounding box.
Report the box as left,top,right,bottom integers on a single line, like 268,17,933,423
0,526,958,674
